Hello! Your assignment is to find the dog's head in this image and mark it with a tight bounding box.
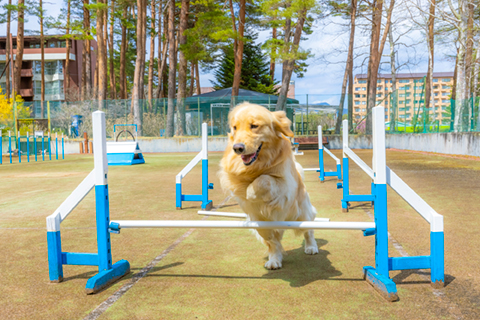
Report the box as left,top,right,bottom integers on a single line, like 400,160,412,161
223,102,293,172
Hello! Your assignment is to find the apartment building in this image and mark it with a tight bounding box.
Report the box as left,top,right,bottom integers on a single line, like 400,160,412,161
353,72,454,124
0,35,97,117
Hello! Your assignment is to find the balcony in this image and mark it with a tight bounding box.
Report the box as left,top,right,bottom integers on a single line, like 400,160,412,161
21,69,33,77
20,88,33,97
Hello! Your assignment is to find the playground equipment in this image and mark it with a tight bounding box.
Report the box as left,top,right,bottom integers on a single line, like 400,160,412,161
176,123,213,210
46,108,444,301
106,124,145,166
1,131,64,164
303,125,342,182
337,120,375,212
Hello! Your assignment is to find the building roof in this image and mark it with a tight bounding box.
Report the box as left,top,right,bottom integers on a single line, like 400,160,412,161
355,72,454,79
191,87,299,104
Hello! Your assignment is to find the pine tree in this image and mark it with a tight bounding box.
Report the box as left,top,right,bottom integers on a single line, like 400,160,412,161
211,33,278,94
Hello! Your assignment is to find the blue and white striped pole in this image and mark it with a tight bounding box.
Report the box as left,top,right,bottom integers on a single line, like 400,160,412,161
42,134,45,161
48,133,52,160
55,133,58,160
9,131,12,164
18,131,21,163
62,134,64,160
201,123,213,210
34,135,37,162
27,132,30,162
318,125,325,182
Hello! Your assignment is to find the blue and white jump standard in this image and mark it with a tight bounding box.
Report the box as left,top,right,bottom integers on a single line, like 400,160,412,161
46,111,130,294
175,122,213,210
338,120,375,212
304,125,341,182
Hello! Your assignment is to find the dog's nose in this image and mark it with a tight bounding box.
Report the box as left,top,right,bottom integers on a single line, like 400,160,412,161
233,143,245,154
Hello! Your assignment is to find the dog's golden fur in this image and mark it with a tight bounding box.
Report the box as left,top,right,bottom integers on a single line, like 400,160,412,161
219,102,319,269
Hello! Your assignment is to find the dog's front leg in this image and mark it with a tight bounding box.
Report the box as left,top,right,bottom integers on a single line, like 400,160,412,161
256,229,285,270
246,175,280,202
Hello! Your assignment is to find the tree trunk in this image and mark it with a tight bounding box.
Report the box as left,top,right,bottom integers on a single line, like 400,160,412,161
119,5,127,99
166,0,176,137
454,11,468,132
96,0,106,108
424,0,435,122
388,25,398,133
230,0,246,107
65,0,71,98
176,0,190,135
269,26,277,81
132,0,146,134
40,0,45,118
84,0,91,98
109,0,116,99
195,62,201,95
365,0,394,134
103,5,109,99
189,62,194,96
6,0,11,100
148,0,156,111
14,0,25,96
474,37,480,128
275,9,307,111
334,0,356,134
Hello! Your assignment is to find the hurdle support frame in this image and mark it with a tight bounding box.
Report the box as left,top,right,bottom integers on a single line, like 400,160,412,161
338,119,375,212
175,122,213,210
47,108,444,301
46,111,130,294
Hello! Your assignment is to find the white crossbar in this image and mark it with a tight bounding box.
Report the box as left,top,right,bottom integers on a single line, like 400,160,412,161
344,147,374,179
112,220,374,230
386,166,443,232
304,168,320,171
197,210,330,222
46,169,95,231
324,147,340,165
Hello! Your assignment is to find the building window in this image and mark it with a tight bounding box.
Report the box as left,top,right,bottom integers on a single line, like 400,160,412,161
355,101,360,105
433,79,439,82
358,80,367,84
385,115,388,119
377,86,382,91
442,92,449,96
414,86,423,90
361,101,366,105
434,92,438,96
399,79,410,83
442,106,447,110
399,86,410,90
433,85,438,89
405,99,411,104
362,108,366,112
376,93,382,97
362,94,366,98
442,85,450,89
355,94,360,98
414,93,423,97
442,78,451,82
355,115,360,119
355,108,360,112
442,99,449,104
414,79,424,83
377,80,382,83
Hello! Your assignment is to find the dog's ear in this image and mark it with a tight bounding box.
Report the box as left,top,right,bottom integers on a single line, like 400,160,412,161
272,111,294,138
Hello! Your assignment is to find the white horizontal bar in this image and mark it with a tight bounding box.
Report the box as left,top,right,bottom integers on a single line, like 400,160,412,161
112,220,374,230
324,147,340,165
197,211,330,222
46,170,95,231
386,166,443,232
344,147,374,179
176,152,202,183
304,168,320,171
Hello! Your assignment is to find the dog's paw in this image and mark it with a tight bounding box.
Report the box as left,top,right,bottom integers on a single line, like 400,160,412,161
265,259,282,270
304,245,319,255
246,184,257,200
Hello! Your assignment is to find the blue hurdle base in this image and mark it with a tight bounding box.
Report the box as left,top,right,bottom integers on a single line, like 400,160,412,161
107,153,145,166
85,260,130,294
363,266,399,302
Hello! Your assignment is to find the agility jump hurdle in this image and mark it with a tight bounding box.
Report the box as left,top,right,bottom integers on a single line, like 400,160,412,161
2,131,64,164
175,122,213,210
337,120,375,212
106,124,145,166
197,210,331,222
47,108,444,301
303,125,341,182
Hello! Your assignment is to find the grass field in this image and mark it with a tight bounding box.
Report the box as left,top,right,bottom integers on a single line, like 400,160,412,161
1,149,480,319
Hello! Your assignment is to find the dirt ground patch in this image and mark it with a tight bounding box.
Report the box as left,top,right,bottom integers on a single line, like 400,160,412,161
1,150,479,319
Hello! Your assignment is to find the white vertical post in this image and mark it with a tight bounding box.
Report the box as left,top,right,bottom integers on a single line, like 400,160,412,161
372,106,386,184
202,122,208,159
342,119,348,157
93,111,108,186
318,125,323,150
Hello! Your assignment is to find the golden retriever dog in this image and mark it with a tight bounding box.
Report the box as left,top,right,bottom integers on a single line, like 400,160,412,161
219,102,319,270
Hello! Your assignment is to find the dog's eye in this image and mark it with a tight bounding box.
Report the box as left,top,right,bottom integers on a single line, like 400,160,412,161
251,124,258,129
233,126,237,131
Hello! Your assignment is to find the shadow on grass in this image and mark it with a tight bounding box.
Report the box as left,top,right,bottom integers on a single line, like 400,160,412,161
392,269,455,287
144,238,355,288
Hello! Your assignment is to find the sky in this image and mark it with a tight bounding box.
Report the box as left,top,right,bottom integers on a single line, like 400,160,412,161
0,0,457,105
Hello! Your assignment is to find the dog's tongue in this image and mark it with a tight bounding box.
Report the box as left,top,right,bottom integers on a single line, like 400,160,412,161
241,153,255,163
